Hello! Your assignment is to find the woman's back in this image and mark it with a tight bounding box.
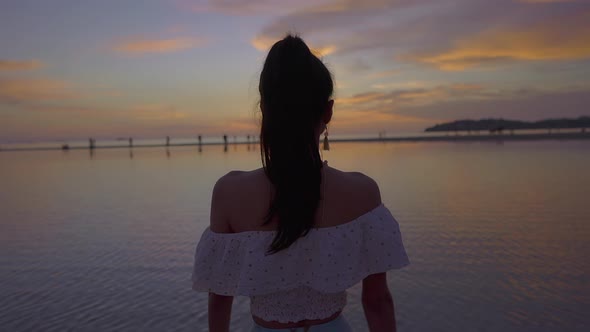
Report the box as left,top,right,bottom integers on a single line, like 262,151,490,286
210,163,381,234
194,164,409,329
191,34,409,332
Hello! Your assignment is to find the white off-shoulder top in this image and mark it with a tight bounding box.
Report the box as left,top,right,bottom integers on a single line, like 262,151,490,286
191,204,409,323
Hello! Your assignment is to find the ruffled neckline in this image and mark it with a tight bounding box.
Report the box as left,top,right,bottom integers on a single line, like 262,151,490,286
192,202,409,297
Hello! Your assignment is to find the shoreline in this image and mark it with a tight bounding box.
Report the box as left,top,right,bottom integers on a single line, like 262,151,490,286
1,132,589,152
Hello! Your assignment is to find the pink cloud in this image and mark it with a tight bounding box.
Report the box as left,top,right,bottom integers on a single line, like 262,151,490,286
0,78,78,104
249,0,590,73
519,0,578,3
178,0,325,15
113,37,206,54
0,59,44,71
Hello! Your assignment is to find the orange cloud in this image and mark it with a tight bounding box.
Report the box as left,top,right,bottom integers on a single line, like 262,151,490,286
337,92,386,105
113,37,206,54
250,35,275,52
338,84,486,110
225,118,259,133
128,104,174,113
251,35,336,56
0,78,77,104
0,59,44,71
127,104,189,121
367,69,399,79
405,11,590,70
449,83,484,91
331,109,432,134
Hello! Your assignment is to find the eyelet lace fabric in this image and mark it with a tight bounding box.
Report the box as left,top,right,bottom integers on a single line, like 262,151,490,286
250,286,347,323
192,204,409,323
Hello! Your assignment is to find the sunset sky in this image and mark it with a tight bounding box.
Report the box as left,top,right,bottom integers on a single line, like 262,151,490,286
1,0,589,142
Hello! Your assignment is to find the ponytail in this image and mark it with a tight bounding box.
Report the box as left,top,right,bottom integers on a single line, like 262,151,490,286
259,35,334,254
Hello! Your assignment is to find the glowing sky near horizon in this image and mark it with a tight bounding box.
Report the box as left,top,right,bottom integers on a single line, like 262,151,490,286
1,0,589,142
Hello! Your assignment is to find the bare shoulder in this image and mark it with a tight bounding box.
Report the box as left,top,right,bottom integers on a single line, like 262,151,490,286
213,170,245,189
347,171,382,209
213,168,264,189
210,170,260,233
326,166,382,214
210,168,268,233
214,168,265,200
348,171,380,194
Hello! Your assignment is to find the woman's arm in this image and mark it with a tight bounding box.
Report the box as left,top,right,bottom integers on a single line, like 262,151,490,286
362,272,397,332
356,175,397,330
209,293,234,332
208,174,235,331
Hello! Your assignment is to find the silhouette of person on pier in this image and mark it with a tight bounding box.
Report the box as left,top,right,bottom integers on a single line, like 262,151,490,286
88,138,96,159
223,134,228,152
166,136,170,147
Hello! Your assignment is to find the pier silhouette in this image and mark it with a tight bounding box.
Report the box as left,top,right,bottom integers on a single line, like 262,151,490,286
2,131,590,153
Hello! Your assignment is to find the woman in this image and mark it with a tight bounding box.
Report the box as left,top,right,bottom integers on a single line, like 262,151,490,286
192,35,409,332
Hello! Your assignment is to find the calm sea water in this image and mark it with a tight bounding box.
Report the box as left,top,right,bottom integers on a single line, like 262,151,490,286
1,140,589,331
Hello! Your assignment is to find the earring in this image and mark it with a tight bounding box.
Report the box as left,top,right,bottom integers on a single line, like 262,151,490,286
323,128,330,151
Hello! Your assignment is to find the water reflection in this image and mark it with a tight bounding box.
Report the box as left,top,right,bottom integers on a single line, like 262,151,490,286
0,141,589,331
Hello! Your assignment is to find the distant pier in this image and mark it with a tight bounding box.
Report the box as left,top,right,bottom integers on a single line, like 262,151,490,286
1,132,589,152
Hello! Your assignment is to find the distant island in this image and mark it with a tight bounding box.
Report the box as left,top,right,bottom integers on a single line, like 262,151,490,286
425,116,590,133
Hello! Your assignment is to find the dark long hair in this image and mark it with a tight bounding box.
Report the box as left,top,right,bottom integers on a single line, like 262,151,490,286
259,35,334,254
